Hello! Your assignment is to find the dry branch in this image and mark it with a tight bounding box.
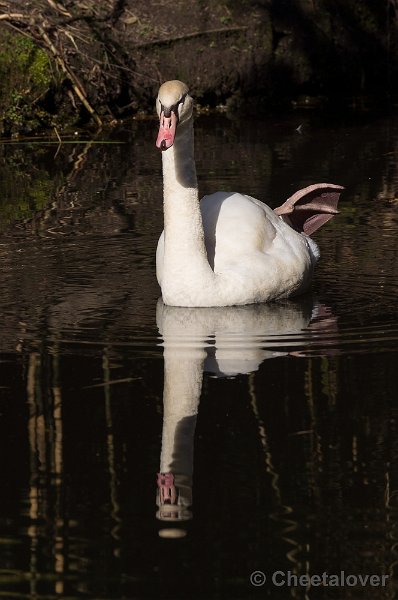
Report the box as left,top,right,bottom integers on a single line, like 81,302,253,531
46,0,71,17
0,12,24,20
134,25,248,48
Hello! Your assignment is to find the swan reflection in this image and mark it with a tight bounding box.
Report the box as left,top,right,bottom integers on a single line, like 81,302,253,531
155,296,334,535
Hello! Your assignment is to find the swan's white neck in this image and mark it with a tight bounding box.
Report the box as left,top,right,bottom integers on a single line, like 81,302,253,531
161,118,214,301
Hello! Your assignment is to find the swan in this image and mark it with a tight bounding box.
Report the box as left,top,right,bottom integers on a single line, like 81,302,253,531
156,80,343,307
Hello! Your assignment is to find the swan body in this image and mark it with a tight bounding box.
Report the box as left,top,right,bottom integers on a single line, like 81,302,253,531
156,80,343,308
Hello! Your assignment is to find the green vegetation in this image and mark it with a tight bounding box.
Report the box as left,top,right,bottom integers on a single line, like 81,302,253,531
0,30,55,136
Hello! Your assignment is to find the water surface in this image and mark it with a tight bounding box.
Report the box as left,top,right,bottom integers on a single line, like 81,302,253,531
0,113,398,599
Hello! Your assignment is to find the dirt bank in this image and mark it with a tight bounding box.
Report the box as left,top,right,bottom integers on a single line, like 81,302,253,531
1,0,398,134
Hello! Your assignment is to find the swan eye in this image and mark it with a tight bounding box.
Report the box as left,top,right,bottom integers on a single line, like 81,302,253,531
160,93,188,121
177,98,185,116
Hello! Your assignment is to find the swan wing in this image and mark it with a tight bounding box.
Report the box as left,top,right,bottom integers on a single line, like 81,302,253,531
200,192,280,269
274,183,344,236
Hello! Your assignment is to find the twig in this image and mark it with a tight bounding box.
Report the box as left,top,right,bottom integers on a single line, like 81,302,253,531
134,25,248,48
53,126,62,142
0,12,25,20
2,21,38,43
46,0,71,17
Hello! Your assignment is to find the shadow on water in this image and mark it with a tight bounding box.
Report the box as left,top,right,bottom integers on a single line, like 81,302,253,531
0,113,398,598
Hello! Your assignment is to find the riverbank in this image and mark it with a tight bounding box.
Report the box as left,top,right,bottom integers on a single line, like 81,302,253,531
1,0,398,136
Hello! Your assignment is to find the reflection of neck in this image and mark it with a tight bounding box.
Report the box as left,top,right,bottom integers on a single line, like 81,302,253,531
160,345,205,499
157,299,207,523
157,339,205,523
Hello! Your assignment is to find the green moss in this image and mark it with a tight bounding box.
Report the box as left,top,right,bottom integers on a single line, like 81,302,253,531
0,28,55,135
12,35,52,86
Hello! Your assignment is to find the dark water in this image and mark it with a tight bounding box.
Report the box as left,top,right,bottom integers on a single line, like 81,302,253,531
0,113,398,599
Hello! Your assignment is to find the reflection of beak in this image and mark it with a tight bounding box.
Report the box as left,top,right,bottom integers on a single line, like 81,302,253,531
156,472,193,521
156,111,178,151
157,472,178,505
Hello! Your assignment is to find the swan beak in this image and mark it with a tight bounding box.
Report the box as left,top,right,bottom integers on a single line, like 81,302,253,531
156,110,178,151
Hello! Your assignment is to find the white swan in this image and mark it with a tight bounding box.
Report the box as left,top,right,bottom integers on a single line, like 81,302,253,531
156,80,343,308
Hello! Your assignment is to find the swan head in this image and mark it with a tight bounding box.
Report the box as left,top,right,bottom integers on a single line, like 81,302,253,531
156,80,193,151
